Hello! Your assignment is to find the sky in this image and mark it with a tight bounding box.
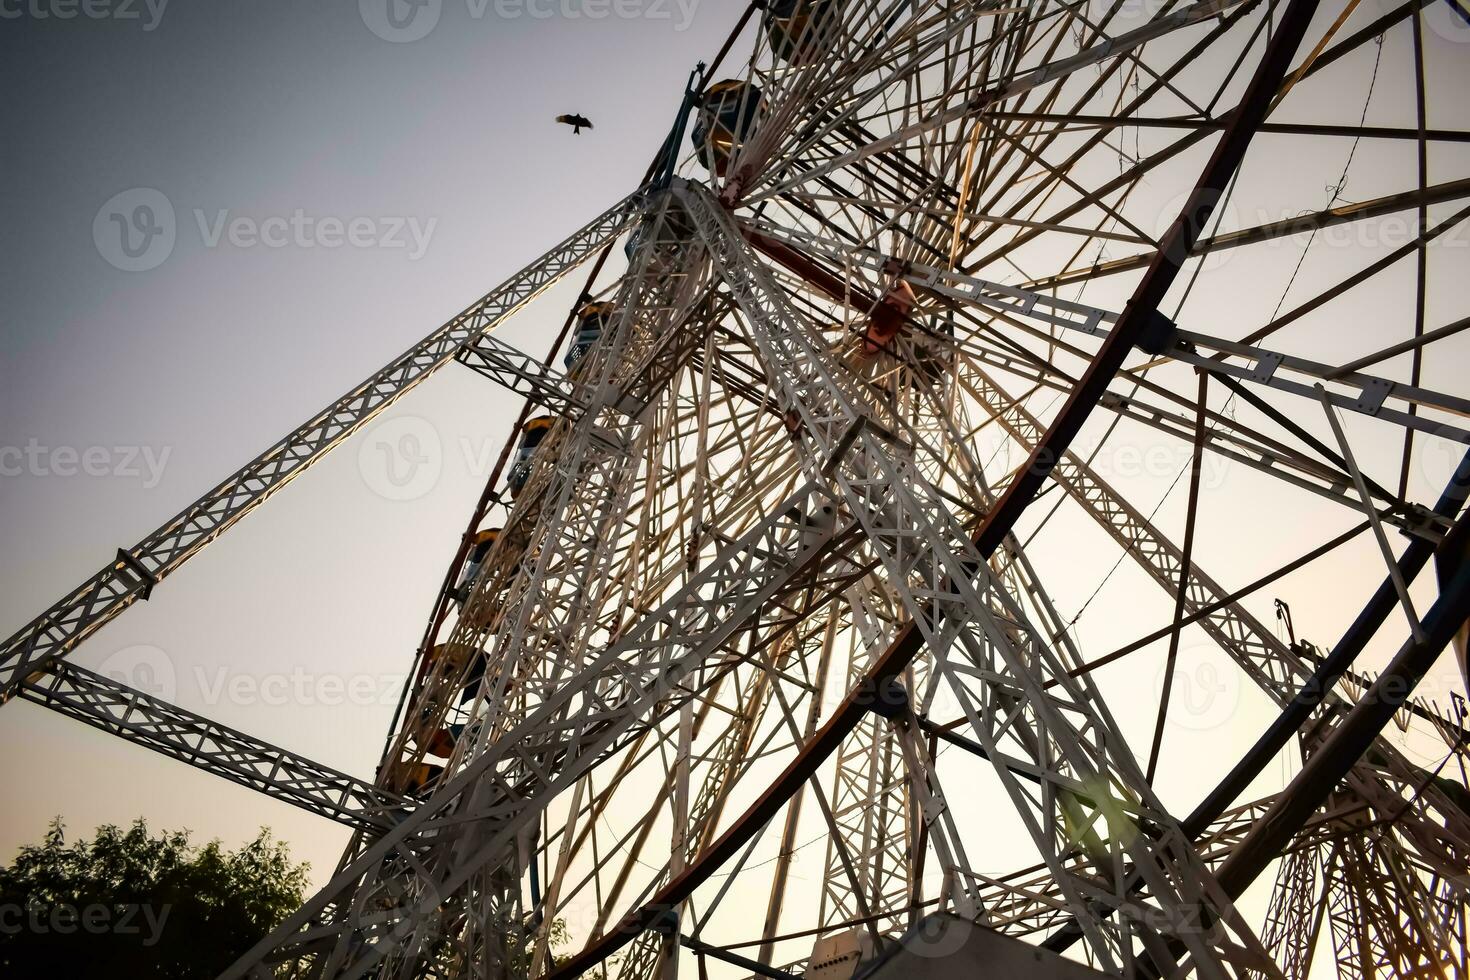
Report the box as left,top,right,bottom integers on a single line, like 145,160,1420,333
1,1,1469,971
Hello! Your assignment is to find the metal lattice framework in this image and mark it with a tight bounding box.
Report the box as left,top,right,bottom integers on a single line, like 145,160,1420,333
9,1,1470,978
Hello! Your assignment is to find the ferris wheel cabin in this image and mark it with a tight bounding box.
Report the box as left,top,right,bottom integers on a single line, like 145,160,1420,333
452,527,501,605
691,80,763,177
565,301,614,372
765,0,841,64
864,277,917,354
507,415,555,497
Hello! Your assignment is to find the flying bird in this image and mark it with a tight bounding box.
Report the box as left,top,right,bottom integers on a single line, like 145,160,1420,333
556,113,593,135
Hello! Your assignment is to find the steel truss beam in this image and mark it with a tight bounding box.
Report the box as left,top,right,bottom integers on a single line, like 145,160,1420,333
0,193,641,704
757,225,1470,447
809,371,1091,940
744,219,1434,529
220,201,864,977
20,662,407,833
454,333,590,418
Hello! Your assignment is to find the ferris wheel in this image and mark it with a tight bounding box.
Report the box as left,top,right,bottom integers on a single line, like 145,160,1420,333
6,1,1470,978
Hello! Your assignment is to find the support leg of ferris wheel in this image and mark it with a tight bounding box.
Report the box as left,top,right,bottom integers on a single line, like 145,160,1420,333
218,201,863,975
404,206,723,973
681,182,1277,977
1256,843,1323,980
806,359,1094,942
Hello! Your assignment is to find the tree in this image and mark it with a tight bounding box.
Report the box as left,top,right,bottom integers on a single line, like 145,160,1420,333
0,818,309,980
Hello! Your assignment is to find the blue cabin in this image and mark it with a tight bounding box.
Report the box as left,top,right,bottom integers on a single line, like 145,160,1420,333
507,415,554,498
565,302,614,371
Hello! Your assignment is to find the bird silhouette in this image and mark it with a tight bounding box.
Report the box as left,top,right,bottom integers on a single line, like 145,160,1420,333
555,114,593,135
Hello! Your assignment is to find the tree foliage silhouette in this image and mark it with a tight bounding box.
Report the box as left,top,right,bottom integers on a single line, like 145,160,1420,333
0,818,308,979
